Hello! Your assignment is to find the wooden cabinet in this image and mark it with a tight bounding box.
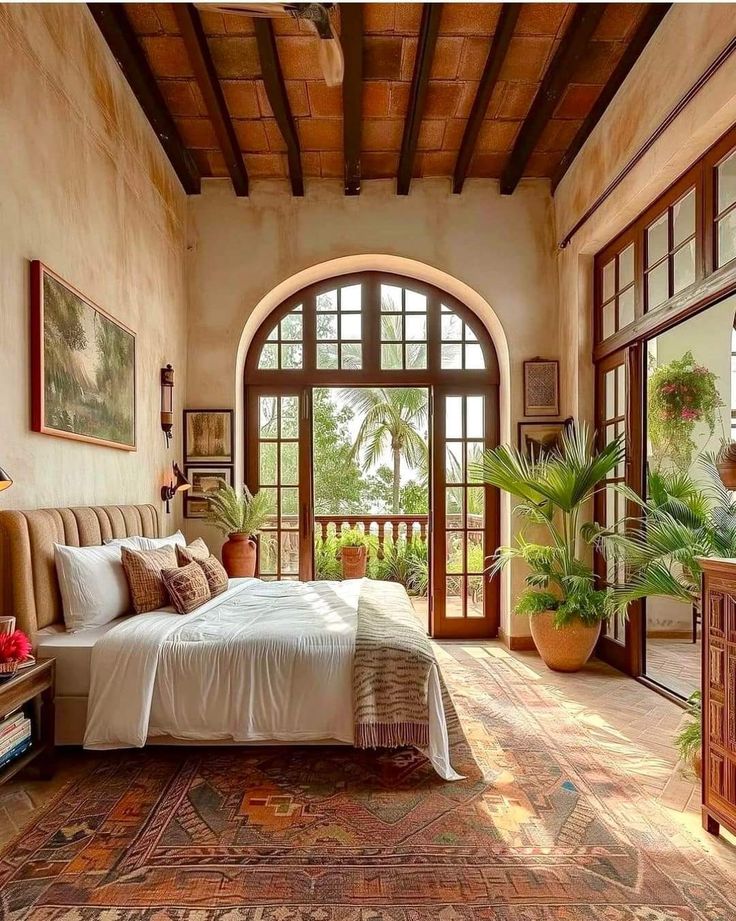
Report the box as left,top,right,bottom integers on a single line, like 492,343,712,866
700,559,736,838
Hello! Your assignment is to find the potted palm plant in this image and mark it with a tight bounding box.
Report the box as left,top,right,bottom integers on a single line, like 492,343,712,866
473,423,625,672
337,528,372,579
206,484,274,577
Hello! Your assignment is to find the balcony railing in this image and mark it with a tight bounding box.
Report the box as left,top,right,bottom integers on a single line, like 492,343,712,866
314,514,428,557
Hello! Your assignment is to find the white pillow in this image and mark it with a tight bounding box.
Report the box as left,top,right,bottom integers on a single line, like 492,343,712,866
103,536,146,549
136,531,186,551
54,543,131,633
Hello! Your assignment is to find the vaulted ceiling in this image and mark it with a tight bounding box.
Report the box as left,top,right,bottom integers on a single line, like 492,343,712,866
90,2,670,197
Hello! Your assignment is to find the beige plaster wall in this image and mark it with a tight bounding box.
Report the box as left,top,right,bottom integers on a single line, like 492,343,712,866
0,6,188,527
554,4,736,420
185,178,560,636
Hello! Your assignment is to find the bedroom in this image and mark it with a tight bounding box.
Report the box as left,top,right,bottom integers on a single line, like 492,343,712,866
1,1,736,917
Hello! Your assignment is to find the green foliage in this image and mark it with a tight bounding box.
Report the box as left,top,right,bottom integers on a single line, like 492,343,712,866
675,691,702,767
315,535,342,580
312,390,367,514
338,527,372,549
206,484,274,537
400,480,429,515
315,534,429,596
648,351,722,471
473,422,626,628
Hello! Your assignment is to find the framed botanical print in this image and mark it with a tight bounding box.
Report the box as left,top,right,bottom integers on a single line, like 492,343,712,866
186,466,232,498
518,420,571,461
31,261,136,450
184,409,233,463
184,496,211,520
523,358,559,417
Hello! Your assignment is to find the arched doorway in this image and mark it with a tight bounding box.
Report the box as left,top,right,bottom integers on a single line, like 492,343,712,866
244,271,500,639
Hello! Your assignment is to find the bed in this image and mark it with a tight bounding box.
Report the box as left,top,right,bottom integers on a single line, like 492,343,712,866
0,504,460,780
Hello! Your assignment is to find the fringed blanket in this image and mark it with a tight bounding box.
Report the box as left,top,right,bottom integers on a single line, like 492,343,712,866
353,580,436,749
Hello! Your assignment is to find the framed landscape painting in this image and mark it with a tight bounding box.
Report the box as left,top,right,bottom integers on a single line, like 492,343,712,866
31,261,136,450
184,410,233,463
186,466,232,498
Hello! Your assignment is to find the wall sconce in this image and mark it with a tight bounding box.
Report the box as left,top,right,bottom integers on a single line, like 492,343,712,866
161,462,190,514
0,466,13,491
160,364,175,447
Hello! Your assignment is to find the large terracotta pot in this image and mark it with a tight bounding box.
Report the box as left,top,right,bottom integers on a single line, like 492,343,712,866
221,533,257,578
529,611,601,672
341,546,367,580
716,443,736,489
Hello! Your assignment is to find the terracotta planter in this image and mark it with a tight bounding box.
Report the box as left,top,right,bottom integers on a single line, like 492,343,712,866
716,443,736,489
341,546,367,580
221,534,256,578
692,750,702,780
529,611,601,672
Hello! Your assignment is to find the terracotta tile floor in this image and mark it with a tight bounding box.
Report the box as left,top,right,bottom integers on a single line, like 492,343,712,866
1,642,734,874
646,634,701,699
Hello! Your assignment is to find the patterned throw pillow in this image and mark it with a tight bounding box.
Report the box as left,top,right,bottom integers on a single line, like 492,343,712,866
121,545,178,614
197,555,229,598
161,562,211,615
176,538,210,566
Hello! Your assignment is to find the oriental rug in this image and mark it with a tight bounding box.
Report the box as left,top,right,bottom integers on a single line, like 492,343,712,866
1,645,734,920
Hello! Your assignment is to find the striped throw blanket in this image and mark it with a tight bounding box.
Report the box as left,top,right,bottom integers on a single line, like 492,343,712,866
353,579,435,749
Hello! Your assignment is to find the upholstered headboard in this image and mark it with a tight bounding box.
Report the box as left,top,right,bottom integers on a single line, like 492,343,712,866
0,504,160,637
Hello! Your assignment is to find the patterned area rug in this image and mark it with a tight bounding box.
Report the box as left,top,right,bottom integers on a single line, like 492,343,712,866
1,645,734,920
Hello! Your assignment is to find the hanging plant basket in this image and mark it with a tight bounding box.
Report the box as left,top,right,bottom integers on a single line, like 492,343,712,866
717,442,736,489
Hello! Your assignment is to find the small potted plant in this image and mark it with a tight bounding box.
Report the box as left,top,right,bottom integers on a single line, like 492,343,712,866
0,629,32,680
206,484,274,578
676,691,702,778
338,528,371,580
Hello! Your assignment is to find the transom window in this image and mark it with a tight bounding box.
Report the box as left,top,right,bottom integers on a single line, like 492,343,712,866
716,149,736,268
600,243,635,339
258,304,303,370
645,187,696,310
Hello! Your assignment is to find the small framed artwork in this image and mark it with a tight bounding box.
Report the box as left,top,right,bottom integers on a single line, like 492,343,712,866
518,420,571,461
524,358,559,417
31,261,136,450
184,409,233,463
184,496,211,520
187,466,232,498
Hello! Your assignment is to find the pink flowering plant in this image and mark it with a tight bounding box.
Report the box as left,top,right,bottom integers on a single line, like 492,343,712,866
0,630,32,665
648,351,722,471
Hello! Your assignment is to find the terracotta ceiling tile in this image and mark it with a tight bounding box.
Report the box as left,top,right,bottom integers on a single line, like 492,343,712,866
307,83,343,118
536,118,583,152
364,36,403,80
364,3,396,34
191,148,228,177
140,36,192,79
477,120,521,153
516,3,572,36
388,82,411,118
159,80,204,118
198,10,227,34
263,119,287,152
363,82,391,118
524,150,560,177
500,36,554,83
554,83,602,120
572,40,625,84
247,152,288,177
272,13,314,36
424,82,463,118
458,36,491,81
320,150,344,178
416,151,457,177
222,12,255,35
394,4,423,33
595,3,647,41
221,81,261,119
362,151,400,179
176,117,218,149
283,82,310,117
125,4,165,35
443,119,467,152
363,118,404,152
233,119,269,152
495,83,538,119
430,37,463,80
440,3,501,35
274,36,322,80
455,81,482,119
301,151,321,176
207,36,260,79
156,4,180,34
298,117,343,151
418,120,446,151
400,36,417,81
468,151,507,178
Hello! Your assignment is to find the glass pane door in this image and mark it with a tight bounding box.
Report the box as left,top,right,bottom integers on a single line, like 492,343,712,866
432,388,498,638
247,388,312,580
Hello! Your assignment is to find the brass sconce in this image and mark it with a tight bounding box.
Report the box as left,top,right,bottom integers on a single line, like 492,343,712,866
161,462,191,514
160,364,175,447
0,466,12,491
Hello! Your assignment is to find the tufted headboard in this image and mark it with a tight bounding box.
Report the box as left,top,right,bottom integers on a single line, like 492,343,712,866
0,504,160,638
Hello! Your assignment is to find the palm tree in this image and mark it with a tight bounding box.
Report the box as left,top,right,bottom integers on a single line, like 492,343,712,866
342,388,428,514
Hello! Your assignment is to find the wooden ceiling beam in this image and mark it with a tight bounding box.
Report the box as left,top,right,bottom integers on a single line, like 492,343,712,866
174,4,248,196
499,4,606,196
453,4,520,195
88,3,200,195
341,3,363,196
397,3,443,196
254,19,304,197
551,3,671,192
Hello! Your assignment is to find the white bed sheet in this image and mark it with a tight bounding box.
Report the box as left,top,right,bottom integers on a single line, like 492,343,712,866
85,578,460,780
36,618,131,696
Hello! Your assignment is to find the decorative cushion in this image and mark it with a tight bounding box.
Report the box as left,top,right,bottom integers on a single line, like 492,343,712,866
54,543,131,633
121,545,178,614
161,562,211,615
197,555,229,598
176,538,210,565
136,530,186,551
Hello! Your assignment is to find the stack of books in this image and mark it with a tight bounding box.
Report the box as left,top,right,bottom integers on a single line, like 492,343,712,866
0,711,32,770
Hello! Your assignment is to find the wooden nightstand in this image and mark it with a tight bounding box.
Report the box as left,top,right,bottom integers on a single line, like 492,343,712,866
0,658,55,785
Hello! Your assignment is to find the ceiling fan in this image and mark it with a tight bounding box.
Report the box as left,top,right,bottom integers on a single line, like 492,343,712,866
199,2,344,86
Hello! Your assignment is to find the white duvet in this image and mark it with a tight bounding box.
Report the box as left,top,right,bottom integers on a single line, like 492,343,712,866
84,578,460,780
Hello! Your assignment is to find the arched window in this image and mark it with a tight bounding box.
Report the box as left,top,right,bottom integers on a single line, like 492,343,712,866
244,272,500,640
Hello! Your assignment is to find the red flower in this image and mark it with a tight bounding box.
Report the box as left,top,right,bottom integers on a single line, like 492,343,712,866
0,630,31,664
